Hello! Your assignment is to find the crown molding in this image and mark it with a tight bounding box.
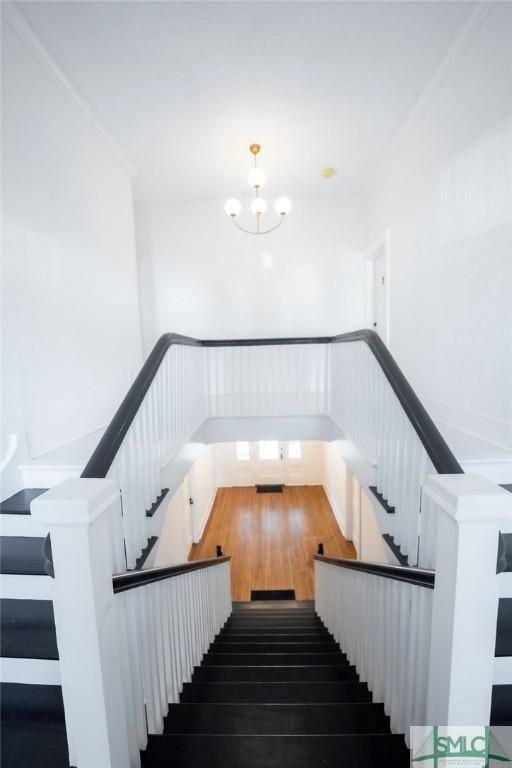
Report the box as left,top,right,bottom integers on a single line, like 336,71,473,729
2,2,138,179
367,1,495,190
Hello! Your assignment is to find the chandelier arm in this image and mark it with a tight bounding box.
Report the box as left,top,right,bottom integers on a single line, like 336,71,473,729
231,215,285,236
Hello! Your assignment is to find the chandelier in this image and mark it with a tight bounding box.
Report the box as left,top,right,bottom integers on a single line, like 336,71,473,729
224,144,292,235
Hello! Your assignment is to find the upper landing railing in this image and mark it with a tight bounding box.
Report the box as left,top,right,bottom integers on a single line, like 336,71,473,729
80,330,462,567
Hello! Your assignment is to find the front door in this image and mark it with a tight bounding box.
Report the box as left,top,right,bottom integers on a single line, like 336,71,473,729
254,440,285,485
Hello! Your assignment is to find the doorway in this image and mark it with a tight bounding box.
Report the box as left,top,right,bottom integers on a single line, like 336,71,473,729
366,231,390,343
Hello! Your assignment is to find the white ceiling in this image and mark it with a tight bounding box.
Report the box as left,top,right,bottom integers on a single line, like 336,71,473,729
18,1,477,201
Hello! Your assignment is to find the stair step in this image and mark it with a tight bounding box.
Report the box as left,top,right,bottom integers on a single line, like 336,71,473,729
0,682,68,768
193,665,359,683
0,490,47,515
141,734,410,768
495,598,512,657
0,599,58,660
230,610,316,617
180,681,371,704
210,642,339,653
163,702,389,735
203,653,349,666
0,537,47,575
217,633,333,642
491,685,512,725
224,619,323,627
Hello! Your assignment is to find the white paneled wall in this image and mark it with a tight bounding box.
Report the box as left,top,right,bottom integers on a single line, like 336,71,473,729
206,344,330,418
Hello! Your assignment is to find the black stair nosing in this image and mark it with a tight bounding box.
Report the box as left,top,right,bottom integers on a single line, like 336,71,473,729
495,598,512,657
233,600,314,609
135,536,158,570
251,589,295,601
210,642,340,653
163,702,389,735
0,489,48,516
368,485,395,514
217,634,333,642
145,488,170,518
141,733,410,768
382,534,409,567
0,599,58,661
501,533,512,573
192,665,360,683
0,536,48,575
203,653,349,666
180,680,371,704
491,684,512,725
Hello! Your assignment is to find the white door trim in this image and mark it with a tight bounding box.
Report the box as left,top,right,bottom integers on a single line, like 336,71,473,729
365,229,390,345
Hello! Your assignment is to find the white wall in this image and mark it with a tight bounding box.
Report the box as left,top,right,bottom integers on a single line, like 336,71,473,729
154,445,216,565
322,441,351,539
135,196,366,348
1,17,142,497
366,5,512,451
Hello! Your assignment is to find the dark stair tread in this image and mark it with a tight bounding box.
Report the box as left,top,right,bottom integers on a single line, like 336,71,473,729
210,642,339,653
217,633,333,642
0,489,48,515
135,536,158,570
204,653,348,666
491,685,512,725
0,537,47,575
368,486,395,514
193,665,359,683
146,488,170,518
0,683,68,768
141,734,410,768
180,681,371,703
163,702,389,735
495,598,512,657
0,599,58,660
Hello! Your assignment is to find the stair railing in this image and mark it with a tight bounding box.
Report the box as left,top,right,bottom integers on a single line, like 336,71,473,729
32,478,232,768
315,473,512,738
81,334,206,568
330,330,462,564
75,329,462,571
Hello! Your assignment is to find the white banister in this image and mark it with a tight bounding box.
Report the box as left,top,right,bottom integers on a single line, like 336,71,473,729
330,340,435,564
32,478,232,768
31,479,130,768
423,474,512,725
315,474,512,738
315,559,433,739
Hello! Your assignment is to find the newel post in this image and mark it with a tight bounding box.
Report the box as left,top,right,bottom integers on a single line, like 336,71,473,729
31,478,131,768
424,474,512,725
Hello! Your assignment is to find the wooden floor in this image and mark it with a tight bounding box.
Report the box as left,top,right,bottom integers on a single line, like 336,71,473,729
189,485,356,601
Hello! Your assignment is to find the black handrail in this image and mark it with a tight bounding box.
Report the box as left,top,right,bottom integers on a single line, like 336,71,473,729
112,556,231,594
81,328,462,481
315,554,435,589
330,330,463,474
81,333,201,479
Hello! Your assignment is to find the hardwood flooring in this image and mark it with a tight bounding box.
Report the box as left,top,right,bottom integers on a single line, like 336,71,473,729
189,485,356,601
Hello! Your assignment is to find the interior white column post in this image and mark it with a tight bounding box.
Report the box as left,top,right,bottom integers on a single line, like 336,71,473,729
32,478,132,768
425,474,512,725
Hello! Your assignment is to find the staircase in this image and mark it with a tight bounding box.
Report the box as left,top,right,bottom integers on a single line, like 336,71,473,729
0,488,69,768
142,601,410,767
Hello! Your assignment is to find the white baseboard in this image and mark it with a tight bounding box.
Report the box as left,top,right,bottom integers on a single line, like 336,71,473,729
195,489,217,542
323,485,347,538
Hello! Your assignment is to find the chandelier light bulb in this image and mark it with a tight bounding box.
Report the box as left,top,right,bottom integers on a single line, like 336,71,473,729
224,198,242,217
248,167,266,189
275,197,292,216
251,197,267,215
